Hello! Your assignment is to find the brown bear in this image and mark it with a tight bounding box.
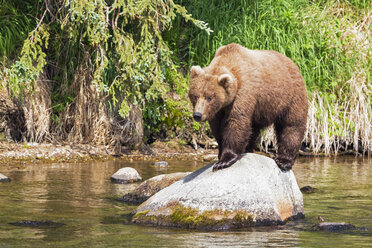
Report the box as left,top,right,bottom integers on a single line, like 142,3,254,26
188,43,308,171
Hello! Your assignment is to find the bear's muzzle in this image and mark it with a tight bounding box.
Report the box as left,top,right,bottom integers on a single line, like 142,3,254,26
193,112,202,122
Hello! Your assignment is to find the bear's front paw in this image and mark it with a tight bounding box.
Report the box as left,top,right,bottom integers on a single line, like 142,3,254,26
212,151,240,172
212,161,230,171
274,158,293,171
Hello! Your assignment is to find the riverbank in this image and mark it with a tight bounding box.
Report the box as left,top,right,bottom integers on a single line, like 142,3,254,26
1,139,366,168
0,140,218,166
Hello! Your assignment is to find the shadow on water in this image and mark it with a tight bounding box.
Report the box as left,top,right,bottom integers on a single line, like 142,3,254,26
0,156,371,247
100,213,133,225
9,220,65,228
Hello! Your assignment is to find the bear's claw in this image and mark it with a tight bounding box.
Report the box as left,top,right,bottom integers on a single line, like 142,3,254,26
274,158,293,171
212,153,241,172
212,161,232,171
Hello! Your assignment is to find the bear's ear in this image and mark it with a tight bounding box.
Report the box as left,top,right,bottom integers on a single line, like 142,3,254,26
218,74,234,89
190,66,205,77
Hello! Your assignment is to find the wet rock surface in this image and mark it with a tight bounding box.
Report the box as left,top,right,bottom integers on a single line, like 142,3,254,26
119,172,191,204
110,167,142,184
133,153,304,230
0,173,10,182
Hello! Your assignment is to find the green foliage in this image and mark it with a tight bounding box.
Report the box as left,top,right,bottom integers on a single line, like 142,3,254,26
173,0,370,93
2,0,211,144
6,24,49,99
58,0,210,120
1,0,370,152
0,0,37,59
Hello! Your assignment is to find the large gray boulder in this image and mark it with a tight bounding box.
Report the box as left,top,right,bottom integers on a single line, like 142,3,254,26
120,172,192,204
133,153,304,230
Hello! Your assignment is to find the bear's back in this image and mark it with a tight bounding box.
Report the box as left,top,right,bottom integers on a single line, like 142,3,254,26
212,44,304,92
209,44,307,124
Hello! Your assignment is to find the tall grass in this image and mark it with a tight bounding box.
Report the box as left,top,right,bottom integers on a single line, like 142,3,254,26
177,0,363,91
171,0,371,154
304,1,371,155
0,1,36,59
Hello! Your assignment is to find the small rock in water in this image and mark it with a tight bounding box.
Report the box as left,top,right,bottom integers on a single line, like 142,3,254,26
133,153,304,230
0,173,10,182
300,185,317,194
312,222,356,232
9,220,65,228
111,167,142,184
119,172,192,204
153,161,168,167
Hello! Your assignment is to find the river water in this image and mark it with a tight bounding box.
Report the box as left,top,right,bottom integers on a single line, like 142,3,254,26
0,156,371,247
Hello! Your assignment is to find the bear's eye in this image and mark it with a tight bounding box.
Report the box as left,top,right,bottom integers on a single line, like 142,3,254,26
206,97,212,102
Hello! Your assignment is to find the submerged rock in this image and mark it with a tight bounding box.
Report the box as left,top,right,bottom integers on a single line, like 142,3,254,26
0,173,10,182
300,185,317,194
119,172,191,204
110,167,142,184
312,222,356,231
133,153,304,230
153,161,169,167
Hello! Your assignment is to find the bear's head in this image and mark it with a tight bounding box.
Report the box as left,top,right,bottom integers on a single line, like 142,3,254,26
188,65,238,122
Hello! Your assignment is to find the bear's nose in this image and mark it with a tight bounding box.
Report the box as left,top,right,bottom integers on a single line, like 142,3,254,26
193,112,202,122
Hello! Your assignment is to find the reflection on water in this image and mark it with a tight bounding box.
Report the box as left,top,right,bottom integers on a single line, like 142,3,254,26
0,156,371,247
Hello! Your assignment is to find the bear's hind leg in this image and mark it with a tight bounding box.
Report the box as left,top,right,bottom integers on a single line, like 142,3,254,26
274,123,305,171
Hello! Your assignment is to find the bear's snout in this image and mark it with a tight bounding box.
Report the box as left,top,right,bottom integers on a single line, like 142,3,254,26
193,112,202,122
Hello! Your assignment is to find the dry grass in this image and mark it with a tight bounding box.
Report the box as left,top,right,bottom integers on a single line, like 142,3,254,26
53,53,144,148
305,71,371,155
55,54,111,145
2,54,145,147
110,103,144,150
0,82,25,141
259,125,276,153
21,73,51,143
303,3,371,155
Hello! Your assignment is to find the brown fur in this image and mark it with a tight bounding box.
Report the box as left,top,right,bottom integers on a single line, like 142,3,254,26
188,43,308,171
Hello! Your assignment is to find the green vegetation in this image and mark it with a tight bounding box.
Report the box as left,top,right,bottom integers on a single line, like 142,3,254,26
171,0,371,154
0,0,370,155
133,202,254,229
0,0,211,146
0,0,37,59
